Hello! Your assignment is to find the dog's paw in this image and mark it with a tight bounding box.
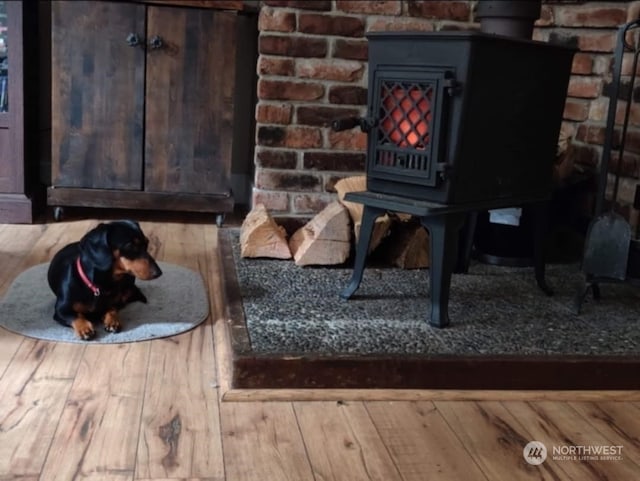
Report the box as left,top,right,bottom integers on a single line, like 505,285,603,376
72,319,96,340
103,310,122,333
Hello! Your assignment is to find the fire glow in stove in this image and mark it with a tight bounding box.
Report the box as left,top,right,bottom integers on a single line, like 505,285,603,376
335,30,574,327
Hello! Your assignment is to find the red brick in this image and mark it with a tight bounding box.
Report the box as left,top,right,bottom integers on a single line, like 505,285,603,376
622,55,640,76
594,99,640,126
333,39,368,61
407,1,470,22
559,121,577,140
588,98,608,122
567,76,602,99
628,103,640,128
572,144,600,167
303,152,365,171
622,153,640,179
258,56,295,77
328,86,368,105
298,13,365,37
563,98,590,122
592,99,640,129
296,106,362,127
258,79,325,101
575,124,606,145
258,125,323,149
256,170,323,192
536,5,553,27
571,53,592,75
259,7,296,33
296,59,365,82
263,0,331,11
251,190,290,212
592,55,613,76
628,2,640,24
624,130,640,156
256,103,293,124
577,31,617,53
328,130,367,151
367,17,435,33
283,126,323,149
259,35,327,58
292,193,334,214
603,78,640,104
336,0,401,15
439,22,477,32
257,126,286,147
553,5,626,28
275,216,310,235
607,178,639,210
256,149,298,169
325,175,365,193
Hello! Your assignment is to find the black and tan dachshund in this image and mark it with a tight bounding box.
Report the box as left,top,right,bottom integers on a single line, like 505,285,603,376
47,220,162,340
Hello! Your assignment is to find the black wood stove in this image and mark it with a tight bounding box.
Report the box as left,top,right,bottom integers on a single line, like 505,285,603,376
335,30,574,327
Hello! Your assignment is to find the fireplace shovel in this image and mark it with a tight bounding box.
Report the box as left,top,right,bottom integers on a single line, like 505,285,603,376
578,20,638,300
581,211,631,281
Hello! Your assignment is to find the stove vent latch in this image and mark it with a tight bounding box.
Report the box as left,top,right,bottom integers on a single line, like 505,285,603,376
436,162,453,182
444,77,461,97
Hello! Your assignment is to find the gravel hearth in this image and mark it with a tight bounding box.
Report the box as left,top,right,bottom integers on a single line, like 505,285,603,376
229,230,640,357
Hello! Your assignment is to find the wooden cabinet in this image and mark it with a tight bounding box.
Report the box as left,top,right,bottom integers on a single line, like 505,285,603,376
49,1,244,219
0,2,39,223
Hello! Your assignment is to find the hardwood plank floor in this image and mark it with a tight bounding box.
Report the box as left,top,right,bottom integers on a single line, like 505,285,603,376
0,218,638,481
293,401,403,480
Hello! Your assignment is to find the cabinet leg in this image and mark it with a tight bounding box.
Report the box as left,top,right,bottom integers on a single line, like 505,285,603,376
53,207,65,222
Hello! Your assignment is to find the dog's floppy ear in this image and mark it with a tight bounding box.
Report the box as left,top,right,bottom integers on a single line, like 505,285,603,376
79,223,113,272
117,219,142,233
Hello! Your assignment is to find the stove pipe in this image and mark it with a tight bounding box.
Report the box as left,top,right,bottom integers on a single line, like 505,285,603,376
475,0,542,40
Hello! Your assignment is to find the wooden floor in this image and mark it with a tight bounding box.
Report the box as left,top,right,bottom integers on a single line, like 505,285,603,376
0,218,639,481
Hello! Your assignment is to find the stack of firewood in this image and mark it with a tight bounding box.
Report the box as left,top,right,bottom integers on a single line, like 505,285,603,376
240,176,429,268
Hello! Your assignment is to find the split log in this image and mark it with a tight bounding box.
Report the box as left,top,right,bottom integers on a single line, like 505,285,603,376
553,127,575,183
289,201,351,266
334,175,366,222
381,220,430,269
240,203,291,259
335,175,391,253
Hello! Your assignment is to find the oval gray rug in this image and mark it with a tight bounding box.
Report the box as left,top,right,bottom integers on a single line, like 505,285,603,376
0,262,209,344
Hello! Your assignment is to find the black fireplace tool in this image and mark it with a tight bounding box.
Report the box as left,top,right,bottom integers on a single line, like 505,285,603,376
576,19,640,312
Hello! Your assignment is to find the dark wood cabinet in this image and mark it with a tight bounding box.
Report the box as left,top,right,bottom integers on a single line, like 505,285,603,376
0,2,39,223
48,1,245,219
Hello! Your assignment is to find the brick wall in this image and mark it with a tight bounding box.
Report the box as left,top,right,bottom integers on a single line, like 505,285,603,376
253,0,640,232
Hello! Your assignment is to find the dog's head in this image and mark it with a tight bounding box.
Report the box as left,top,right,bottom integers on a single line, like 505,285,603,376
79,220,162,280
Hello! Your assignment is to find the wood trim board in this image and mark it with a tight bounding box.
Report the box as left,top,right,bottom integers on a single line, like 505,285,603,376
215,229,640,399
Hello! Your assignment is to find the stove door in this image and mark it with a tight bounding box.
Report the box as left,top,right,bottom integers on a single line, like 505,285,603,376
368,67,452,190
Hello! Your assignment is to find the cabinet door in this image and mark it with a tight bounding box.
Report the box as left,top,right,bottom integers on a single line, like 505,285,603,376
52,1,145,190
0,0,22,194
144,6,237,195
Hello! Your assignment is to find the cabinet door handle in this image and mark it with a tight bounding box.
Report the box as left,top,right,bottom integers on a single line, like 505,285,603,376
126,33,142,47
148,35,164,50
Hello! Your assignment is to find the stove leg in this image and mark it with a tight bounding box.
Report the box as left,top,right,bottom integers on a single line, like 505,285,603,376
421,213,466,328
340,205,385,300
454,211,478,274
531,202,553,296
